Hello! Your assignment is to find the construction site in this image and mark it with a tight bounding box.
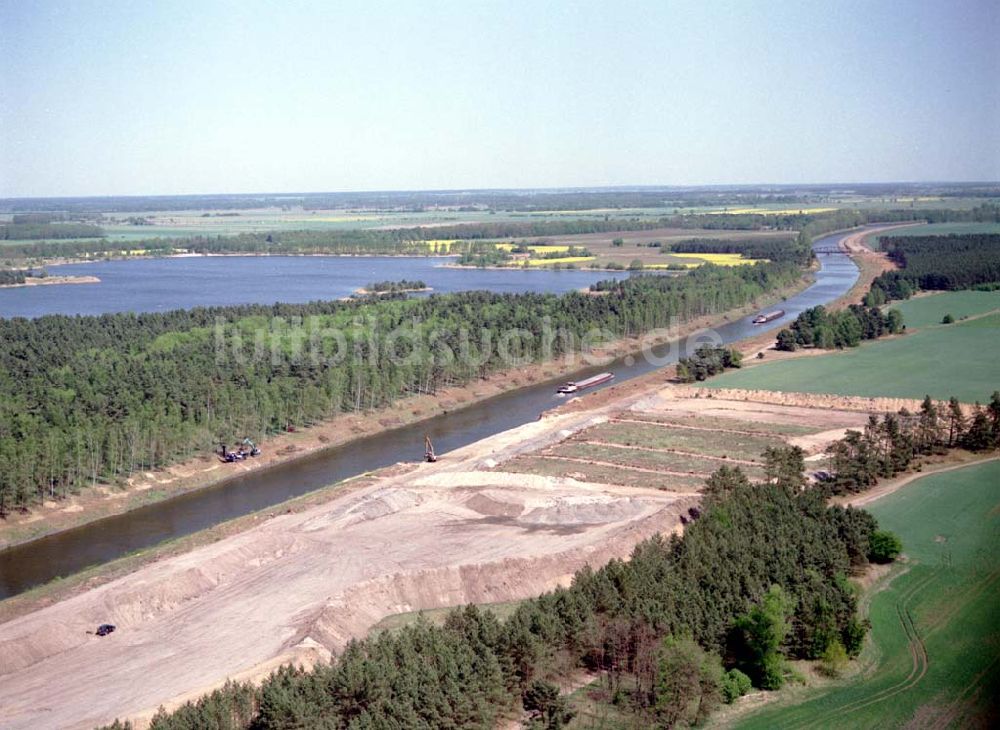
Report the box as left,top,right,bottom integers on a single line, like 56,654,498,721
0,374,900,729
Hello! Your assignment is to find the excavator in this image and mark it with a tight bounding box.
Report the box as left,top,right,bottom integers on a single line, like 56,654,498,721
241,437,262,457
424,435,437,463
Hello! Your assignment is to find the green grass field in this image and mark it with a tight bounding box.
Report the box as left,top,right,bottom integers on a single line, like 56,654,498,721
549,442,767,479
579,421,781,461
706,312,1000,403
736,459,1000,729
887,291,1000,329
369,599,524,634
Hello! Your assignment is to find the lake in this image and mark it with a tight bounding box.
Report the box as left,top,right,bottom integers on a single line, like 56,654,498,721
0,255,630,318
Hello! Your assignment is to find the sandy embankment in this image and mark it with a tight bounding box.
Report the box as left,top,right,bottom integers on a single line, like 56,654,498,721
0,400,698,730
686,387,940,416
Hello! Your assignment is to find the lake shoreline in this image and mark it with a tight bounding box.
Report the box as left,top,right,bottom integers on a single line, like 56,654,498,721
0,254,624,319
12,251,462,269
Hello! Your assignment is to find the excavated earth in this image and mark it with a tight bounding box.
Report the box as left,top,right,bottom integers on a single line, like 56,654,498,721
0,404,698,729
0,384,884,729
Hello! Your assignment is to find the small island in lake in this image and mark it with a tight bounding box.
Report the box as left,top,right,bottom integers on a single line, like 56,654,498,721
0,269,101,289
352,279,432,297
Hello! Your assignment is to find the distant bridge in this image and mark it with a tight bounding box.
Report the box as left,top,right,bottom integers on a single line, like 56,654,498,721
813,246,845,255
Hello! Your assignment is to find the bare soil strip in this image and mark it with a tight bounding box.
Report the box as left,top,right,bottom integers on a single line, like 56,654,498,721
497,455,709,491
526,453,718,480
687,386,943,416
614,415,813,438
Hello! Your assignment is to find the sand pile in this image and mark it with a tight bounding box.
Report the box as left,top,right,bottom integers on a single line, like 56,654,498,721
685,387,946,413
520,495,648,526
464,492,525,518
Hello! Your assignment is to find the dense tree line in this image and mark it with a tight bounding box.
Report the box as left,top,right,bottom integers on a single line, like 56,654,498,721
791,203,1000,249
99,462,884,730
775,304,903,351
867,234,1000,301
0,229,444,261
535,245,593,260
0,222,104,240
676,346,743,382
363,280,427,293
666,236,812,265
456,241,514,266
822,392,1000,495
0,262,801,516
458,243,596,268
590,259,795,295
840,202,998,226
0,269,26,285
917,202,1000,223
11,213,75,224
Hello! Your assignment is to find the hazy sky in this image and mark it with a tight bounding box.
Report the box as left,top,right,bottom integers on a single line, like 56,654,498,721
1,0,997,197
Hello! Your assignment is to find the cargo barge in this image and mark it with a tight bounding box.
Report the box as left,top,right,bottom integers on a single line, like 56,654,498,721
752,309,785,324
556,372,614,394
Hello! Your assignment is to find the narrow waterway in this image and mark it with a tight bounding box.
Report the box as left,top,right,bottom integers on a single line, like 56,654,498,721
0,229,861,600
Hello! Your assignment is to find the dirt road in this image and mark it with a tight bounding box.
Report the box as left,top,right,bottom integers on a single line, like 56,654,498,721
834,455,1000,508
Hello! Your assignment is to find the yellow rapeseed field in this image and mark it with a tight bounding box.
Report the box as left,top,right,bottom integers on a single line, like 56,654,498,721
495,243,571,253
422,239,462,253
671,253,767,266
525,256,595,266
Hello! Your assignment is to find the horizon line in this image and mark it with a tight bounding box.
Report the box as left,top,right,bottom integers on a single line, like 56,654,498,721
3,180,1000,204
